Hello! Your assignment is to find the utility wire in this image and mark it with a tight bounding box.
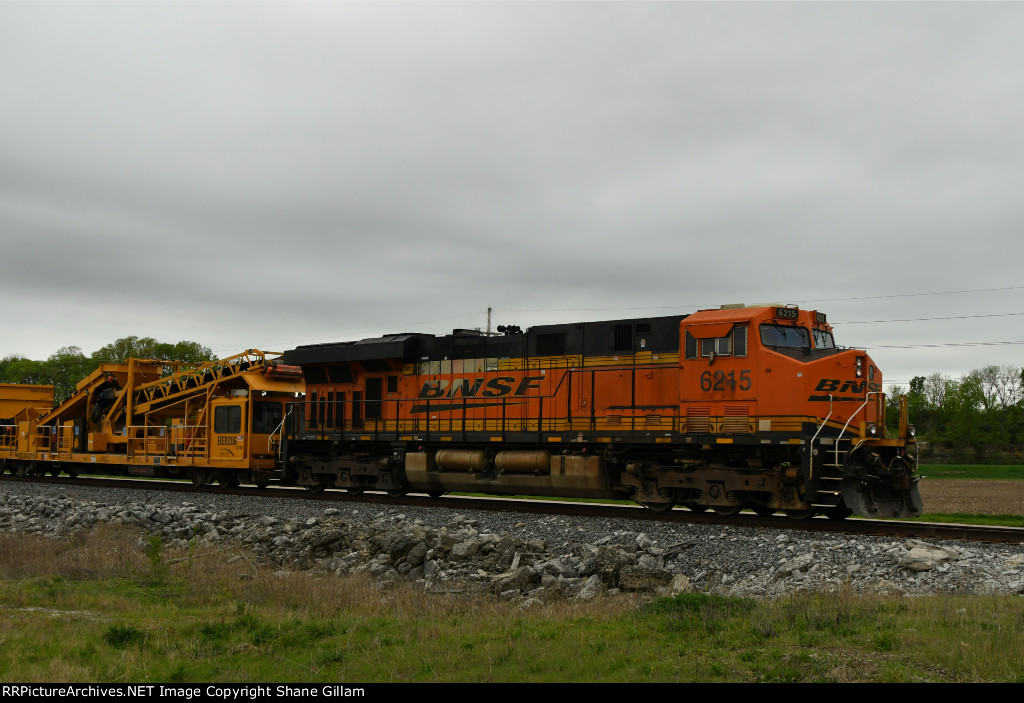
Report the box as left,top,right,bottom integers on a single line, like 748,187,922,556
800,284,1024,304
241,284,1024,359
502,284,1024,315
871,340,1024,349
839,312,1024,325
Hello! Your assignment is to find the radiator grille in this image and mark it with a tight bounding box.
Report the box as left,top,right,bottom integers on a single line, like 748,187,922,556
686,405,711,433
722,405,750,433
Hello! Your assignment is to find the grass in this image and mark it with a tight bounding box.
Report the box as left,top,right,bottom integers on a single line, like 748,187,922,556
1,524,1024,682
918,464,1024,480
914,513,1024,527
1,465,1022,682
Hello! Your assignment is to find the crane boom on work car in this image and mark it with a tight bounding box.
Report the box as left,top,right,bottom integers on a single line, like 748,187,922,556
1,350,304,487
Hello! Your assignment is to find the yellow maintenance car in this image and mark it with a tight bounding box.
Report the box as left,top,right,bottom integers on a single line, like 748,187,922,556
1,382,55,462
0,350,303,487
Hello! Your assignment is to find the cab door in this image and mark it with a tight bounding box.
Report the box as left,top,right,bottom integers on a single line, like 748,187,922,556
211,399,246,461
680,323,756,435
250,400,284,457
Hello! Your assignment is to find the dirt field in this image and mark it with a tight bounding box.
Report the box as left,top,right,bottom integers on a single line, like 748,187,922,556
918,479,1024,516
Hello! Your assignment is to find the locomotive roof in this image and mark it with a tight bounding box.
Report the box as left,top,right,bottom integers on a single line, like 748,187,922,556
283,314,689,366
283,334,431,366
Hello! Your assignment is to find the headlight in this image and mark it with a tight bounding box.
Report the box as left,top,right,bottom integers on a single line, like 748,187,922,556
907,425,916,438
866,423,877,436
855,356,864,378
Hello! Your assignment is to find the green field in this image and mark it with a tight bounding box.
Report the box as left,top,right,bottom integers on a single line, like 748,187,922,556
918,464,1024,480
0,527,1022,683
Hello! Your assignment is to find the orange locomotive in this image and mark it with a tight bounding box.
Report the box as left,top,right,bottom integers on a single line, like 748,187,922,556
280,304,921,519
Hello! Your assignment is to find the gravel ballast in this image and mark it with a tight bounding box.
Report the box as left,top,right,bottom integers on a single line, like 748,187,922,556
2,481,1023,603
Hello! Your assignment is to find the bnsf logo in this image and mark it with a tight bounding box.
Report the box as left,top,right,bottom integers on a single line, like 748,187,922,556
418,376,544,399
814,379,882,394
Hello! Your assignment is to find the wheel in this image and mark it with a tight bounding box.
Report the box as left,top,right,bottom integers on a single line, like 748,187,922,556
49,467,61,478
217,472,240,488
642,501,675,512
304,479,327,493
346,486,365,496
783,509,815,520
712,505,742,517
255,478,271,489
191,470,211,487
824,504,853,521
686,504,709,513
386,489,408,498
427,490,446,499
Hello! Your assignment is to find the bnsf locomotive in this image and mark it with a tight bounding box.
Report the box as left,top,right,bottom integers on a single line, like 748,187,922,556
280,304,921,519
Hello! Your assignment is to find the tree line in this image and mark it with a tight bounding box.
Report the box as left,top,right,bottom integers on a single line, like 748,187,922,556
0,337,213,404
888,365,1024,462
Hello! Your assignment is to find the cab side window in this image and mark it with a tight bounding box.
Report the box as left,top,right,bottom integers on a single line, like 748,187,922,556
685,326,747,360
214,406,242,434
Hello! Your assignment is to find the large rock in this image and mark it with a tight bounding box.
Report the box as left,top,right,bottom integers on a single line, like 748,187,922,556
492,566,540,594
574,574,606,602
775,553,815,578
900,541,959,572
618,564,673,592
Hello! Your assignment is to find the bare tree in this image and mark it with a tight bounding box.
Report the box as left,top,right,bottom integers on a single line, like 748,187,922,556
923,373,950,409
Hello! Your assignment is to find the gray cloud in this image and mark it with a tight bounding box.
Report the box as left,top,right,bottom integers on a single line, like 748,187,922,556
2,2,1023,388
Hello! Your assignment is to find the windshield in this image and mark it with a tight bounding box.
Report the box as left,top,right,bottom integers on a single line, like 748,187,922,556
760,324,810,349
813,328,835,349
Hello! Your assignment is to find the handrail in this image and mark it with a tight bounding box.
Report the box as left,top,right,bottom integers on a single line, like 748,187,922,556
832,391,881,470
270,404,297,459
836,391,879,440
807,394,833,480
286,365,689,438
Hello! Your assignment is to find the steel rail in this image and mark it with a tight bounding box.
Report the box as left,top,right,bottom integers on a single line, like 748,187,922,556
3,474,1022,544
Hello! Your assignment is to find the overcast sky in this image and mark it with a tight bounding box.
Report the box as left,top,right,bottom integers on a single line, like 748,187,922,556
2,2,1023,390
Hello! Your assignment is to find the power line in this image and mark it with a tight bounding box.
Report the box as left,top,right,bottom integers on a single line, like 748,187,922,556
222,284,1024,358
871,340,1024,349
800,284,1024,304
502,285,1024,316
839,312,1024,325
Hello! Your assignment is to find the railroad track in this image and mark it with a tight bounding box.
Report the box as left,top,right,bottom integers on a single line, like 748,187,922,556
4,474,1022,544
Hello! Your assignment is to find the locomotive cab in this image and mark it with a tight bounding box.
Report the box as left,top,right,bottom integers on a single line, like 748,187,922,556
677,305,920,518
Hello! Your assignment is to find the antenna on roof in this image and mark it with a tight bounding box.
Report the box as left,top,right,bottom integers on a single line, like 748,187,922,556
487,307,492,335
